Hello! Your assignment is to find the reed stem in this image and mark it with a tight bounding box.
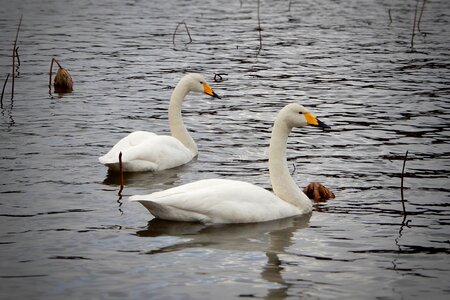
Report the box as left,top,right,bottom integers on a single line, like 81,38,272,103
417,0,427,32
118,152,124,196
49,58,55,93
1,74,10,108
400,150,408,223
11,15,22,100
256,0,262,56
172,21,192,47
410,0,420,50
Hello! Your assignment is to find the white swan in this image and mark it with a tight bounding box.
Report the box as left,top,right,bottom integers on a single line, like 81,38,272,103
129,103,330,224
99,73,220,172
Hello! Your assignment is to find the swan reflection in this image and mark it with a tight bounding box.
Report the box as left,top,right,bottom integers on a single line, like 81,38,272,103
135,214,311,298
102,163,189,189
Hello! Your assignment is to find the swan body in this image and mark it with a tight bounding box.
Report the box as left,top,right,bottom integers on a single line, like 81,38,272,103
99,73,220,172
130,178,302,223
130,103,329,223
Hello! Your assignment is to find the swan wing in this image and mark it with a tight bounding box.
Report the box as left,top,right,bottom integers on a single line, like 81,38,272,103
99,131,156,163
129,179,302,223
99,131,193,172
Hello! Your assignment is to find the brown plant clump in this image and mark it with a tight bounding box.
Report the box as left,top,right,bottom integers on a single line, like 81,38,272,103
54,67,73,93
303,181,335,202
49,58,73,94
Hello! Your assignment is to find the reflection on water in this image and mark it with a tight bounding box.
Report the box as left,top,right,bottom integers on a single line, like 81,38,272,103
136,215,310,253
102,164,187,189
137,215,311,298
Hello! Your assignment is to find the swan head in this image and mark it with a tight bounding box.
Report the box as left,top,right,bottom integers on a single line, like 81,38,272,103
280,103,329,129
184,73,221,99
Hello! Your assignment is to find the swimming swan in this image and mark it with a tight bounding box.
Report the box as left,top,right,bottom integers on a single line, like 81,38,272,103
129,103,329,224
99,73,220,172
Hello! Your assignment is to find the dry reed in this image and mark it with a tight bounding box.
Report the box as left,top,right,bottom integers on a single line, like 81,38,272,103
118,152,124,197
11,15,22,100
400,150,409,224
172,21,192,47
1,74,10,108
256,0,262,57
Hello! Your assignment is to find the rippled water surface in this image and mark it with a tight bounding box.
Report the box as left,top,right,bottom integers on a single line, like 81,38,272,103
1,0,449,299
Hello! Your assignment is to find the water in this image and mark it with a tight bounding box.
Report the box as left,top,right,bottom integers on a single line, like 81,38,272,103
1,0,449,298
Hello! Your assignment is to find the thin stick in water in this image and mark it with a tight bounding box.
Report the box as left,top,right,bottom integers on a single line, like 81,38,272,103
256,0,262,56
11,49,15,100
417,0,427,32
172,21,192,46
11,15,22,100
15,47,20,69
410,0,420,50
49,58,55,93
400,150,408,223
118,152,124,196
54,58,62,68
388,9,392,25
1,74,10,108
49,58,64,93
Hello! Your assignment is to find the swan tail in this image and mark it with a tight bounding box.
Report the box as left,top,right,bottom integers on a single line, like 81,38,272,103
98,155,117,165
129,195,210,223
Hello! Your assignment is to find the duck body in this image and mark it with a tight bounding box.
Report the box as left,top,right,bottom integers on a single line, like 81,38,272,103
99,73,220,172
129,178,304,223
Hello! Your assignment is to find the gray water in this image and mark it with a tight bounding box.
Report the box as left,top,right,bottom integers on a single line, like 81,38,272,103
0,0,449,299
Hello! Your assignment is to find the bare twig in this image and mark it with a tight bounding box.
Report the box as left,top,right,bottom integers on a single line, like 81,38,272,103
48,58,65,91
54,58,62,68
48,58,55,93
12,50,15,100
396,151,410,251
410,0,420,50
172,21,192,47
417,0,427,32
400,150,408,223
116,152,124,215
15,47,20,69
1,74,10,108
256,0,262,56
11,15,22,100
118,152,124,197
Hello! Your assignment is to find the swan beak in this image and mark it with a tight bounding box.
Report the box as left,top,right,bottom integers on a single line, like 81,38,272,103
203,83,221,99
304,112,330,129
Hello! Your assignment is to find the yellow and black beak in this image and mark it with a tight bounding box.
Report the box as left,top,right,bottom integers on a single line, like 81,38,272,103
203,83,221,99
304,112,330,129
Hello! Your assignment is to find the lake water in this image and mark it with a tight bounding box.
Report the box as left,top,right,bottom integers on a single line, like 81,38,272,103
0,0,449,299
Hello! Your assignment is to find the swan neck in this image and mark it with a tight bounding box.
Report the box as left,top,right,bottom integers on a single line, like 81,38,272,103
269,119,311,211
168,81,198,156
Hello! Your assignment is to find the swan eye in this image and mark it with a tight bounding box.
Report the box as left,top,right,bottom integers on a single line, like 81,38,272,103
199,81,204,84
